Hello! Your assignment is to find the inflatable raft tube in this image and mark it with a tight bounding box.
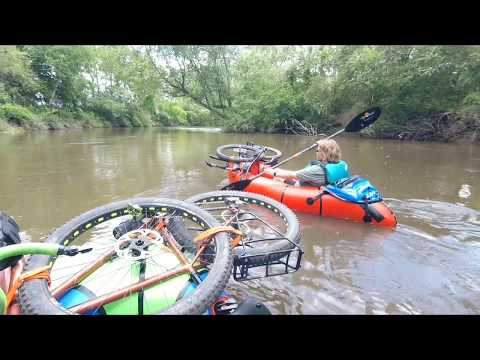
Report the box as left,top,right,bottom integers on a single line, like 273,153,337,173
227,168,397,228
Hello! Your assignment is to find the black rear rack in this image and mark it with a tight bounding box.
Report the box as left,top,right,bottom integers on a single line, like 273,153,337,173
232,238,303,281
188,200,304,282
229,210,303,282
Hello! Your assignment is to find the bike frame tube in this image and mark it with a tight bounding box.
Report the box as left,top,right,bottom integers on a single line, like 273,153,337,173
51,248,116,299
69,264,197,314
160,228,197,274
0,243,60,262
68,242,209,314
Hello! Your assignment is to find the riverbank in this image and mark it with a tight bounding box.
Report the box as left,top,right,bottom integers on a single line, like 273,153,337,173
221,107,480,143
0,103,164,135
2,107,479,144
365,108,480,143
0,105,106,134
0,117,108,134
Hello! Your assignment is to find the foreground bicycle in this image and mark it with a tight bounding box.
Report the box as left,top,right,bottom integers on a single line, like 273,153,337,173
1,193,303,315
2,198,234,315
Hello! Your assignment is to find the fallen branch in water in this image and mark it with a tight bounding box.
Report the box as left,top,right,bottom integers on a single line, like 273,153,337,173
285,118,326,137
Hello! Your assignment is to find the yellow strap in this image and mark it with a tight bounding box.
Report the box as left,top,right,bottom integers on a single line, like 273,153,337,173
194,226,244,247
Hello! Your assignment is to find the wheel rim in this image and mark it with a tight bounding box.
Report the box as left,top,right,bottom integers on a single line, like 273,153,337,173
217,144,258,162
216,144,282,164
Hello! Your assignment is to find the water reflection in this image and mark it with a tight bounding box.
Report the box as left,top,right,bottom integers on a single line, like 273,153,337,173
228,206,480,314
458,184,472,199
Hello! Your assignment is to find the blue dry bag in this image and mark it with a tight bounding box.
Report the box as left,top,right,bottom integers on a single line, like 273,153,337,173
325,176,383,204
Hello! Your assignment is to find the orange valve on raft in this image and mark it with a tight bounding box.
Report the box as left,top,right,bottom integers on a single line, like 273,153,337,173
226,164,397,228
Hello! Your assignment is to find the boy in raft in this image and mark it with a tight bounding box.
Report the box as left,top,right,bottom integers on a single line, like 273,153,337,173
265,139,350,186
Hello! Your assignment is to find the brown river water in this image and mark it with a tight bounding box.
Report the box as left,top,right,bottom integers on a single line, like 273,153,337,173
1,127,480,314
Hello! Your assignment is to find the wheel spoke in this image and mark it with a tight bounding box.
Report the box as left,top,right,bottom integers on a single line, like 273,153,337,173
51,248,116,299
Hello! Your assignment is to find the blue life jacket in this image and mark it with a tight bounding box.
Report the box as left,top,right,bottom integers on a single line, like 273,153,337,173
325,160,350,184
308,160,350,185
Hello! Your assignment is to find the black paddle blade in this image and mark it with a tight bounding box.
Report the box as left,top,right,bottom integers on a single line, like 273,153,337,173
345,107,382,132
221,179,252,191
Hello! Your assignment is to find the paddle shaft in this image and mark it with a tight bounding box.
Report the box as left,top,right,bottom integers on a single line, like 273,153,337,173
248,128,346,182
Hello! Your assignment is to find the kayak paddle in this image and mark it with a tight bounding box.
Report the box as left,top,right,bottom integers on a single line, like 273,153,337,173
221,107,382,191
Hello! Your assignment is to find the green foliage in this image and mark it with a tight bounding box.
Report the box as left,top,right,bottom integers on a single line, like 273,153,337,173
228,46,323,133
0,46,39,106
173,98,215,126
186,106,216,127
0,118,9,132
24,45,93,108
144,45,237,119
463,92,480,106
1,45,479,141
128,107,153,127
78,111,110,128
223,112,256,133
157,99,189,126
0,83,11,104
86,97,128,126
0,103,38,127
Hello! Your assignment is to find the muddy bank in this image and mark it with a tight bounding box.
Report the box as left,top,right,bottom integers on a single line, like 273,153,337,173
368,110,480,143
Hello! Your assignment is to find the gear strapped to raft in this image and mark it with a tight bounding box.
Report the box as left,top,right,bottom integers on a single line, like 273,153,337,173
326,176,383,204
111,212,302,282
307,176,385,223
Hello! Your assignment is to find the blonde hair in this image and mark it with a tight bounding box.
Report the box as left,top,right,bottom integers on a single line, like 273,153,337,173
317,139,342,163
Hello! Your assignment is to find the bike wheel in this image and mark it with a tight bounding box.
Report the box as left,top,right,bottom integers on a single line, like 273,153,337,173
216,144,282,164
216,144,258,162
19,198,233,315
186,191,301,267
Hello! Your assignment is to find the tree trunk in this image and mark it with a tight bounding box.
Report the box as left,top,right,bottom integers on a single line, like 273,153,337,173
49,79,60,106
